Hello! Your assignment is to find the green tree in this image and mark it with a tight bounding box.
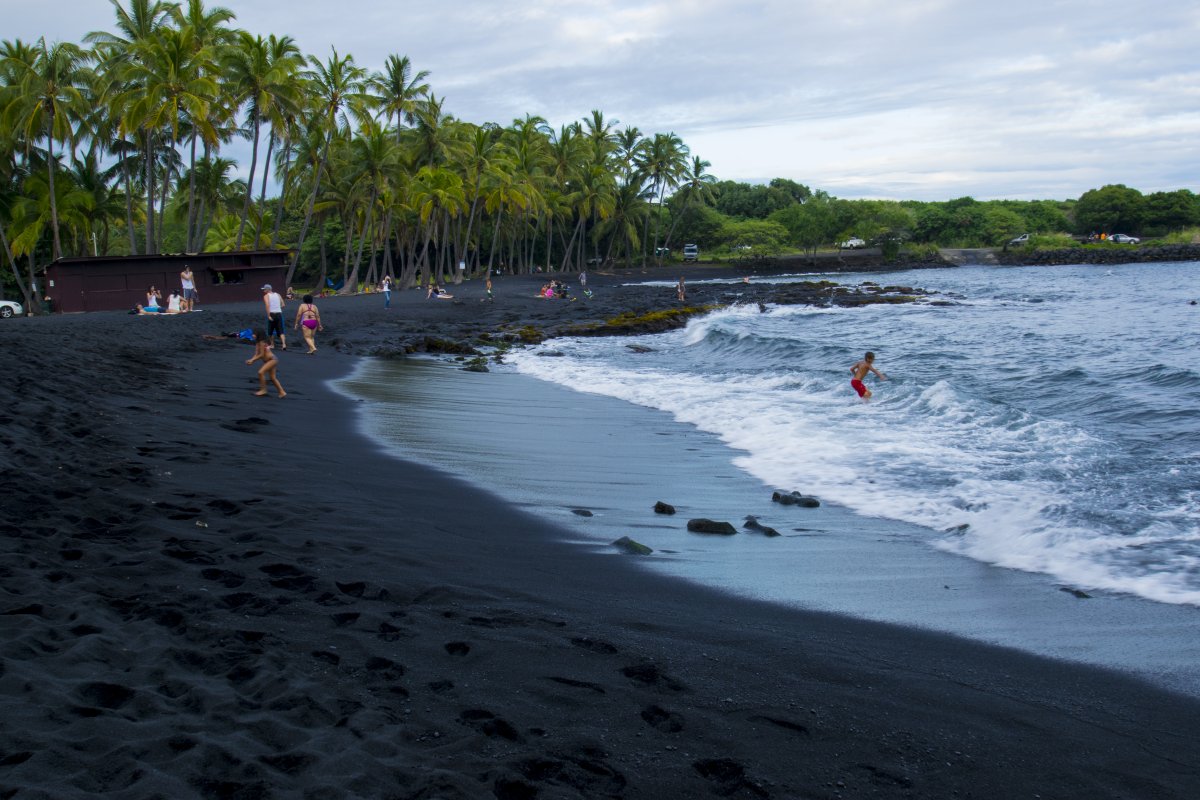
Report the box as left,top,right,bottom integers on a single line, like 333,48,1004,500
1143,190,1198,235
2,38,91,259
1073,184,1145,235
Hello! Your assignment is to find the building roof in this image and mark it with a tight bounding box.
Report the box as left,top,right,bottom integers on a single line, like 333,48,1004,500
51,250,295,266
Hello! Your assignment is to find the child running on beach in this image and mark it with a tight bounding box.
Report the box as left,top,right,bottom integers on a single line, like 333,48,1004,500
849,351,887,400
246,328,286,398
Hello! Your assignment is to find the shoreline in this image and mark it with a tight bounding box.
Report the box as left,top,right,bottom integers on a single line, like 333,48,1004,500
342,356,1200,698
3,268,1200,797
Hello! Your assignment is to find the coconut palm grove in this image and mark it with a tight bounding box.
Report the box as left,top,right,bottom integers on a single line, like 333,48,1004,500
3,0,1199,312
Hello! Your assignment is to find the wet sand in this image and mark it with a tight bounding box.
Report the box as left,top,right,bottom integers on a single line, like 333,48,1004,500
2,269,1199,798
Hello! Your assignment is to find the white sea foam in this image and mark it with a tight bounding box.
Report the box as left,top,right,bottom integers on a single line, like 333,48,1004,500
508,288,1200,606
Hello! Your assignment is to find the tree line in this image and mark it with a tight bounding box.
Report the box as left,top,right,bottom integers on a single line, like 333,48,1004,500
4,1,1197,311
0,0,718,309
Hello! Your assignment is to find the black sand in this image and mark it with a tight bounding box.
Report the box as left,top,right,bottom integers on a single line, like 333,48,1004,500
2,268,1198,799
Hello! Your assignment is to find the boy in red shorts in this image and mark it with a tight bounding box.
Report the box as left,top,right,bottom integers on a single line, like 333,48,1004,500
850,351,887,399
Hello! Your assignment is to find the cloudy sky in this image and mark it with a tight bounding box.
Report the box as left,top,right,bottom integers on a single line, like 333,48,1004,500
5,0,1199,200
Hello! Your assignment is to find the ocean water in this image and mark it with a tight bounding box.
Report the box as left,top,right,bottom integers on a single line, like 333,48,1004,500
505,262,1200,607
336,261,1200,692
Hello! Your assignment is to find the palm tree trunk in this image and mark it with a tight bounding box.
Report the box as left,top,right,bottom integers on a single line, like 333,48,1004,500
316,218,328,293
287,130,333,287
272,136,291,243
144,130,156,254
46,133,63,261
122,158,138,255
185,131,199,251
343,188,377,294
0,222,34,309
236,115,261,250
254,132,275,245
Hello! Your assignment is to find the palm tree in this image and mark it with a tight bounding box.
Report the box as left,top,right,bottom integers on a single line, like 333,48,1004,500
369,54,430,134
636,131,688,265
223,31,302,249
252,35,303,246
112,26,217,252
86,0,174,254
664,155,716,248
288,48,367,286
342,121,400,292
171,0,237,252
2,38,91,260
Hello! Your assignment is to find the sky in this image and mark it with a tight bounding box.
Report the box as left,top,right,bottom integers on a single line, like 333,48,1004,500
4,0,1199,201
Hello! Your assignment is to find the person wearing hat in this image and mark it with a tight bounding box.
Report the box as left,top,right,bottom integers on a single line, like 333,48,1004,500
262,284,287,350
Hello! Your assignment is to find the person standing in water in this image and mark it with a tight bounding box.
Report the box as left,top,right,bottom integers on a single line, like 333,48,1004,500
850,351,887,400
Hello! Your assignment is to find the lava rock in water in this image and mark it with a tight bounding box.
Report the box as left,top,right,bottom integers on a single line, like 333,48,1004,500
687,519,737,535
772,491,820,508
654,501,676,515
743,516,780,537
613,536,653,555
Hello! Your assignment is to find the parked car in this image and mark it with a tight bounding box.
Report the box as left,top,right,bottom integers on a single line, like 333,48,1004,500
1108,233,1140,244
682,244,699,262
0,299,23,318
840,237,866,249
1009,233,1030,246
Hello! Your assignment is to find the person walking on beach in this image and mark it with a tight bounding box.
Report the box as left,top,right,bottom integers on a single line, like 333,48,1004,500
246,328,285,398
580,269,593,299
483,276,494,302
180,265,197,312
850,351,887,400
262,284,287,350
381,275,391,309
677,276,687,302
293,293,323,354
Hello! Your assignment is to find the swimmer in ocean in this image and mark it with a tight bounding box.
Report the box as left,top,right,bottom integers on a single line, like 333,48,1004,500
850,351,887,400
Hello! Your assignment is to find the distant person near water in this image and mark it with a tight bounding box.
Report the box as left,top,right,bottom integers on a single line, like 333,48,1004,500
246,328,285,398
677,276,687,302
293,294,323,354
580,270,593,299
850,351,887,400
381,275,392,309
262,284,287,350
483,276,494,302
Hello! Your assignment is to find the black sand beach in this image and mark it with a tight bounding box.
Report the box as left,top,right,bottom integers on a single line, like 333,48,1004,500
3,268,1199,799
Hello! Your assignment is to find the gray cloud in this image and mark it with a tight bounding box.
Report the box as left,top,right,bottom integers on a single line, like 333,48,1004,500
5,0,1198,199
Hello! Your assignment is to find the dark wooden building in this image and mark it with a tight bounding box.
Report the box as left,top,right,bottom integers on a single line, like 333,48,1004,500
45,250,294,313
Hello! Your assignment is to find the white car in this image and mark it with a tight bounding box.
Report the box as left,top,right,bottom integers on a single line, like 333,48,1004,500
1108,233,1140,244
840,237,866,249
0,299,23,318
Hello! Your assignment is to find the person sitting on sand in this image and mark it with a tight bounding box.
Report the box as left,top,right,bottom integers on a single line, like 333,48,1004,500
145,285,163,312
166,290,182,313
850,351,887,400
293,293,323,354
427,283,453,299
246,328,286,398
